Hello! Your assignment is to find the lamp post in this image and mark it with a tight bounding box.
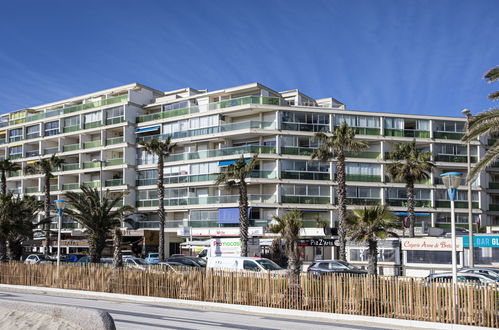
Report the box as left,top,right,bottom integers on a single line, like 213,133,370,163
461,108,474,267
92,159,105,203
54,199,66,279
440,172,462,323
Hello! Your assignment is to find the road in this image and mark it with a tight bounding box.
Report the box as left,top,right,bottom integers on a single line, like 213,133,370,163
0,288,406,329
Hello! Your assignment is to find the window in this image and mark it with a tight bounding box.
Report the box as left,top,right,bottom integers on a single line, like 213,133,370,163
164,101,188,112
189,115,218,129
243,260,260,271
84,111,102,124
26,125,40,136
406,250,458,264
345,163,380,176
335,115,379,128
346,187,380,198
44,121,59,136
106,106,124,119
9,128,22,138
9,146,22,155
281,160,329,172
281,184,329,196
64,116,80,127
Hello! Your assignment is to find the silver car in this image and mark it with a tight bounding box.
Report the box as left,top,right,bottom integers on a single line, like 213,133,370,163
458,267,499,280
24,254,53,264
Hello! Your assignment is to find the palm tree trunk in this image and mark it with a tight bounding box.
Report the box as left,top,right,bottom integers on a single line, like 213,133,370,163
288,239,302,276
0,239,7,262
239,180,249,257
336,153,347,261
89,236,98,263
1,170,6,196
157,156,166,262
44,174,51,256
112,227,123,268
406,181,415,237
90,234,106,263
367,238,378,275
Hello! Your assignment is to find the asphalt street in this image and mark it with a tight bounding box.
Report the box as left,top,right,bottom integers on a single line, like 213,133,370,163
0,288,409,330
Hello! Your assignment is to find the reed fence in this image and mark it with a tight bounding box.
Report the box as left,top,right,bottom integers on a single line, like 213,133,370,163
0,263,497,327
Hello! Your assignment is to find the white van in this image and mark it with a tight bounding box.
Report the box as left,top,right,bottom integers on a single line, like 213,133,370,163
206,257,285,272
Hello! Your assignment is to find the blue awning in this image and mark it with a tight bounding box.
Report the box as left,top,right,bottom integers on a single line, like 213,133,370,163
217,207,251,224
135,126,160,134
392,212,430,217
218,158,249,167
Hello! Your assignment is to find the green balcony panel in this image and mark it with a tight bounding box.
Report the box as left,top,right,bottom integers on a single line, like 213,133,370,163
44,147,58,155
106,158,124,166
105,179,124,187
488,139,497,146
106,137,124,145
63,163,80,171
0,138,6,145
281,196,330,204
26,133,40,140
63,125,80,133
345,174,381,182
351,127,380,135
83,181,100,188
9,154,22,160
490,204,499,211
433,132,465,140
62,183,79,190
435,154,477,163
344,151,382,159
164,145,275,163
49,184,59,191
83,162,100,169
137,108,189,123
84,121,102,129
281,122,329,132
281,171,330,180
385,199,431,208
435,200,479,209
24,187,38,194
106,117,124,125
63,144,80,152
9,170,21,177
62,95,128,115
344,198,381,206
83,141,101,149
489,182,499,189
9,136,23,143
281,147,315,156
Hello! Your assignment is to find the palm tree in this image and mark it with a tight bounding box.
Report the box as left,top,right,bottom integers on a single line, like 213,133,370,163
346,204,400,275
386,140,432,237
63,186,134,263
0,159,20,196
311,122,368,261
269,209,303,275
25,154,64,256
462,66,499,179
215,154,258,257
139,137,176,262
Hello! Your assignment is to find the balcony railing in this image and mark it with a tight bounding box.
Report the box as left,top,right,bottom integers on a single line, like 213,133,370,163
433,131,465,140
105,179,124,187
43,147,59,155
345,174,382,182
384,129,430,138
281,147,315,156
49,184,58,191
26,133,40,140
9,154,22,160
62,183,79,190
434,154,477,163
334,126,380,136
489,182,499,189
344,151,382,159
84,121,102,130
106,158,124,166
435,200,479,209
137,96,280,123
490,204,499,211
138,220,183,229
63,125,80,133
0,138,5,145
24,187,38,194
106,137,124,145
83,141,101,149
281,171,330,180
83,181,100,188
62,95,128,115
62,163,80,171
106,117,124,125
136,194,276,207
25,151,39,158
343,198,380,206
281,196,330,204
9,136,23,143
83,162,100,169
63,144,80,152
281,122,329,132
8,170,21,177
160,145,276,163
137,121,275,143
385,199,432,207
137,171,276,186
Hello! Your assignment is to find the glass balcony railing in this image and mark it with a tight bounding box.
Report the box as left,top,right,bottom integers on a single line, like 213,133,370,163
433,131,465,140
105,178,123,187
63,125,80,133
136,194,276,207
138,220,183,229
84,121,102,129
63,143,80,152
488,139,497,146
281,171,330,180
434,154,477,163
161,145,276,163
435,200,479,209
26,133,40,140
83,141,101,149
344,151,382,159
332,126,380,136
8,188,21,194
83,162,100,169
187,221,219,228
138,121,275,143
345,174,382,182
25,151,39,158
9,154,22,160
62,183,79,190
62,95,128,115
281,122,329,132
43,147,59,155
384,129,430,138
9,170,21,177
0,138,5,145
83,181,100,188
343,198,380,206
106,158,124,166
62,163,80,171
49,184,58,191
385,199,432,207
385,176,432,185
106,137,124,145
489,182,499,189
24,187,38,194
106,117,124,125
281,196,330,204
490,204,499,211
137,171,276,186
137,96,280,123
281,146,315,156
9,136,23,143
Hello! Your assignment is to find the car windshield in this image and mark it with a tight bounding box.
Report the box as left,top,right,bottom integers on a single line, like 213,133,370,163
133,258,146,265
333,261,360,270
256,259,282,271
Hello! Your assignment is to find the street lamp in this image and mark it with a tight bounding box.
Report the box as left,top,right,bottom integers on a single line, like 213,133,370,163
54,199,66,279
440,171,462,323
461,108,474,267
92,158,106,203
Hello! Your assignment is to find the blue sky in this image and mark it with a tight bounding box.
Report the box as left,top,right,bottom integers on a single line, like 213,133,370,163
0,0,497,117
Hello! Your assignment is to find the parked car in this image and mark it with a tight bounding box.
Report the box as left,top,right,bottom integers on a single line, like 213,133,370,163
65,254,86,263
156,261,184,272
307,260,367,276
24,254,53,264
459,267,499,280
427,272,499,286
144,253,160,264
123,257,148,270
167,256,207,268
206,257,284,272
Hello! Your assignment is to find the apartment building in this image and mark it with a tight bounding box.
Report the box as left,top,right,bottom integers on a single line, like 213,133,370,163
1,82,496,257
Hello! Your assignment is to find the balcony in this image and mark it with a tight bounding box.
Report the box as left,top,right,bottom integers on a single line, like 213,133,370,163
26,133,40,140
435,200,479,209
83,162,100,169
106,137,124,145
137,171,276,186
50,184,59,191
348,127,380,136
62,183,79,190
83,181,100,188
63,125,80,133
9,154,22,160
83,141,101,149
8,188,21,194
137,96,280,123
281,171,330,180
345,174,382,182
490,204,499,211
106,117,124,125
385,199,432,207
281,122,329,132
106,158,124,166
8,170,21,177
136,194,276,207
9,136,23,143
0,138,5,145
281,196,330,204
138,220,183,229
344,198,380,206
433,131,465,140
281,147,315,156
344,151,382,159
62,163,80,171
434,154,477,163
63,144,80,152
489,182,499,189
138,120,275,143
162,145,276,163
385,176,432,185
384,129,430,138
105,178,123,187
25,151,39,158
43,147,59,155
24,187,38,194
84,121,102,130
62,95,128,115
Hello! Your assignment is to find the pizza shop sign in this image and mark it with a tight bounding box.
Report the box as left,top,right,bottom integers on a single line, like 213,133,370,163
401,237,463,251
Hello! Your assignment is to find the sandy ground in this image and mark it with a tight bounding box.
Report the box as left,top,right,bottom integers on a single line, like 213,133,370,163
0,307,83,330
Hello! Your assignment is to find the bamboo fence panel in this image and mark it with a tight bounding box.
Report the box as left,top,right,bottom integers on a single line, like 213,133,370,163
0,263,497,327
